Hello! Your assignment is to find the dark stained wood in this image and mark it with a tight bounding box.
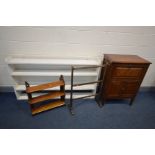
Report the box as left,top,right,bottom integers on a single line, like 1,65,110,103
69,64,107,115
29,91,65,104
60,75,65,102
104,54,151,64
73,93,99,100
112,67,143,78
106,80,122,97
97,54,151,105
26,80,64,93
106,79,139,98
32,100,65,115
73,80,103,87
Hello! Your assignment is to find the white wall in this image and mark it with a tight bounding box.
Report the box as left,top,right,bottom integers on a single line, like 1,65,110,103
0,26,155,87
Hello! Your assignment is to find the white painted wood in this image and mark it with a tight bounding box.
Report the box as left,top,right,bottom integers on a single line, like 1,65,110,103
15,84,95,91
18,93,94,100
6,57,99,65
6,57,100,100
11,70,98,76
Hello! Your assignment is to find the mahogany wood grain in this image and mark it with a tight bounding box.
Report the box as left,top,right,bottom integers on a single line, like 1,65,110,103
112,67,143,78
97,54,151,105
25,75,66,115
29,91,65,104
32,100,65,115
26,80,64,93
104,54,151,64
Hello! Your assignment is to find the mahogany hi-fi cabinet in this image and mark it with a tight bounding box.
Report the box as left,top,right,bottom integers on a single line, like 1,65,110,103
97,54,151,106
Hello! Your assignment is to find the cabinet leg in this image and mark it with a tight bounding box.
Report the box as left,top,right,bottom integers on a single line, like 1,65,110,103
129,97,135,106
101,98,106,106
102,101,105,107
95,96,103,108
97,100,103,107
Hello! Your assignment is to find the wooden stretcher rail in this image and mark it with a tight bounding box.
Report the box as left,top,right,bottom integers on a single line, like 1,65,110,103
73,93,99,100
73,80,103,87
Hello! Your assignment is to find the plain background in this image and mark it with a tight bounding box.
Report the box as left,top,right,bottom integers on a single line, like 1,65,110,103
0,26,155,87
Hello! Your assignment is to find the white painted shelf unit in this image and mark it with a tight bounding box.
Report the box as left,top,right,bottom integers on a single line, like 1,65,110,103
6,57,101,100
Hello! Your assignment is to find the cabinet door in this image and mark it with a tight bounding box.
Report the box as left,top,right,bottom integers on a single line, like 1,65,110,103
106,80,122,97
106,79,139,98
121,80,139,97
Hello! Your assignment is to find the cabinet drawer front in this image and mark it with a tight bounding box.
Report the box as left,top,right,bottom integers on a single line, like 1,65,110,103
112,67,143,78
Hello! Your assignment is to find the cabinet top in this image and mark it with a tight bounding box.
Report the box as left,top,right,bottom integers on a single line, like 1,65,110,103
104,54,151,64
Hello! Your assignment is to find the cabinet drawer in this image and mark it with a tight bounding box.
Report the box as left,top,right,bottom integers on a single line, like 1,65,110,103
112,67,143,78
